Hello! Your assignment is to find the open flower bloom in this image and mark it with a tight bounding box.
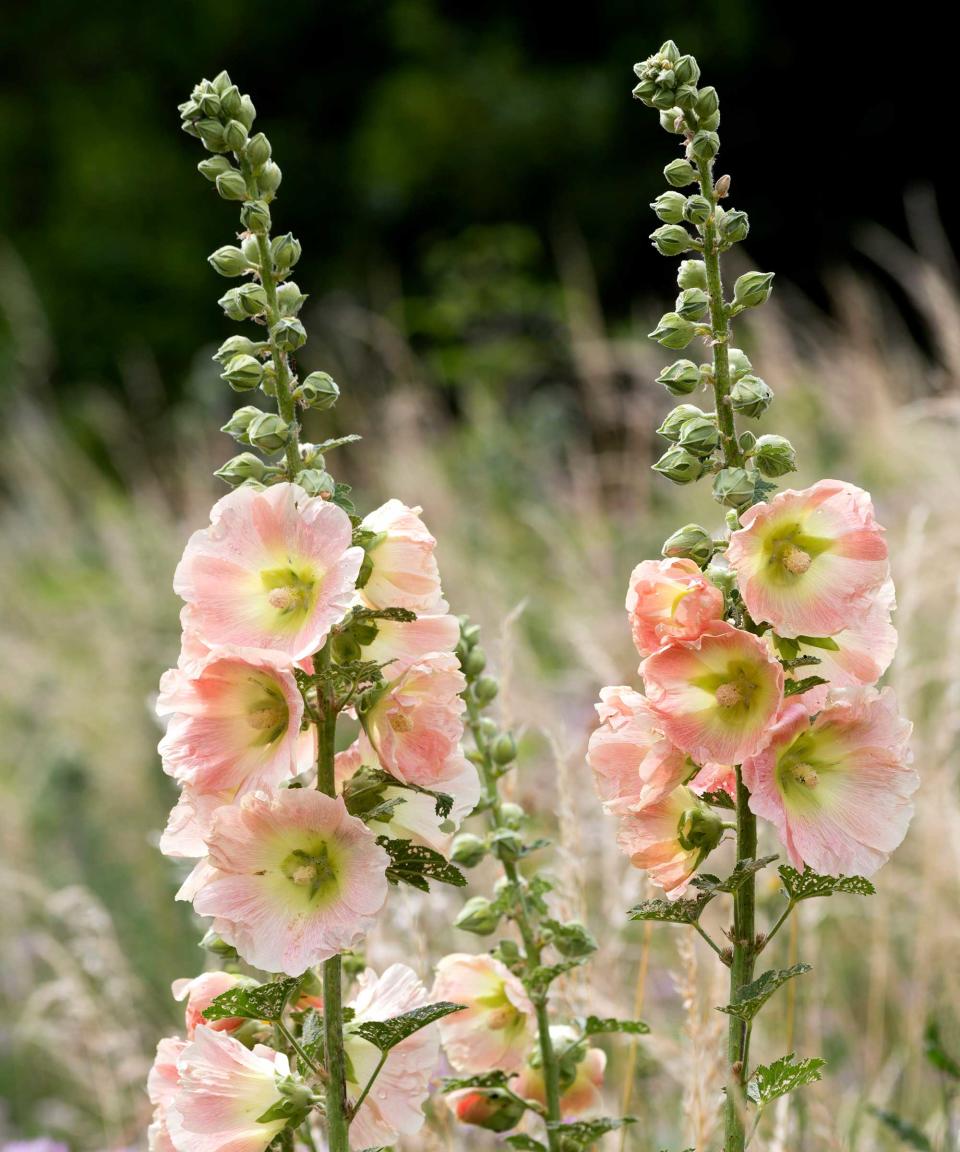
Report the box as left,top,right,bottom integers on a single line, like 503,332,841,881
689,759,737,800
361,652,467,788
358,613,460,681
793,579,897,689
616,786,723,898
432,953,535,1075
167,1027,293,1152
344,965,440,1150
642,624,784,765
187,789,389,976
727,479,889,639
171,971,248,1037
587,685,690,813
511,1026,606,1118
359,499,447,613
626,558,725,659
742,687,916,876
174,483,363,660
148,1037,185,1152
158,648,305,793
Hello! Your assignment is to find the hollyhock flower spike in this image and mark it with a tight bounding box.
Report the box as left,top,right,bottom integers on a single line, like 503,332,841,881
187,788,389,976
616,785,723,898
642,623,784,766
343,965,440,1150
174,483,363,661
626,556,725,658
358,499,448,613
742,686,916,876
432,953,535,1075
727,479,889,639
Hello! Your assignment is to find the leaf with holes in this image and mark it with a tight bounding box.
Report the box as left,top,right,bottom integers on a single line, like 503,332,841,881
628,893,713,924
581,1016,651,1037
699,788,736,809
784,675,828,698
693,855,778,895
778,865,876,902
545,1118,636,1148
441,1071,510,1094
506,1137,547,1151
746,1053,825,1107
350,1002,464,1053
378,837,466,891
525,958,588,995
717,964,811,1023
204,977,301,1022
541,918,598,959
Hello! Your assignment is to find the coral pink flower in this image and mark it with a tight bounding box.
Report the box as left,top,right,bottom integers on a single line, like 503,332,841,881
794,579,897,689
359,614,460,680
157,648,305,793
359,499,447,613
690,760,737,799
511,1026,606,1118
432,953,535,1075
344,965,441,1150
587,685,690,813
171,972,248,1037
148,1037,185,1152
167,1027,294,1152
642,624,784,765
187,789,389,976
361,652,467,789
742,687,916,876
174,483,363,660
626,558,725,659
615,786,722,898
727,479,889,639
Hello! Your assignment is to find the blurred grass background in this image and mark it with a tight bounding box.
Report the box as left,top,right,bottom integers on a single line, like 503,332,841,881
1,3,959,1149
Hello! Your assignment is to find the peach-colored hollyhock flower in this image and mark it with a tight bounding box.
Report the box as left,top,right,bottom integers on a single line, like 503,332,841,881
167,1027,295,1152
742,687,916,876
626,558,725,659
690,760,737,799
186,789,389,976
359,613,460,681
157,648,305,793
793,579,897,689
148,1037,185,1152
344,965,441,1150
171,972,247,1037
642,624,783,765
511,1026,606,1118
616,786,723,898
587,685,689,814
432,954,535,1075
727,479,889,639
362,652,467,788
174,483,363,660
359,499,447,613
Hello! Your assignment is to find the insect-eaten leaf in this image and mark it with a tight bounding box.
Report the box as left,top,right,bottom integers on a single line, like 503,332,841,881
784,675,828,698
545,1117,636,1148
441,1070,510,1094
580,1016,651,1037
693,855,778,896
628,893,713,924
746,1053,825,1107
717,964,811,1023
778,864,875,902
204,977,301,1022
378,837,466,891
541,918,598,959
349,1001,464,1053
345,766,453,821
505,1137,547,1151
525,958,588,995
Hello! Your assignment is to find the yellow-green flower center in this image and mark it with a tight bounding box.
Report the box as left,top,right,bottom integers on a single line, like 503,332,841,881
781,544,812,574
281,843,338,901
261,564,318,625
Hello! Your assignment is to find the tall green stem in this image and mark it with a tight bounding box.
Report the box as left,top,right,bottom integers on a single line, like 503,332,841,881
465,694,563,1150
314,643,350,1152
695,154,754,1151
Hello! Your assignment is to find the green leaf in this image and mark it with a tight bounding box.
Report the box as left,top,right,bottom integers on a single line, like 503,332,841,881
378,837,466,891
204,977,301,1022
350,1001,464,1052
581,1015,651,1037
506,1137,547,1151
700,788,736,809
345,765,454,821
753,475,778,503
796,634,840,651
924,1021,960,1080
868,1106,933,1150
778,865,876,901
746,1053,825,1107
300,1007,324,1062
784,675,828,697
317,434,362,452
717,964,811,1023
541,918,598,959
628,893,713,924
348,605,418,625
441,1070,510,1093
694,854,778,895
525,957,588,994
545,1117,636,1147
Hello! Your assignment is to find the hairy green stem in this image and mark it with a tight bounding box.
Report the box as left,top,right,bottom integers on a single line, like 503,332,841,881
465,693,563,1151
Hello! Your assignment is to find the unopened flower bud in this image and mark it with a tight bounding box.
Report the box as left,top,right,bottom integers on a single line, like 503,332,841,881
195,118,227,152
465,646,486,675
678,415,720,457
499,802,525,830
235,283,269,317
689,132,719,164
210,70,233,95
223,119,248,153
276,282,307,317
221,354,264,392
674,54,700,86
651,86,679,111
718,209,750,245
729,374,773,418
237,94,257,130
696,86,719,119
240,199,271,234
295,372,340,410
208,245,250,278
675,287,709,320
215,169,249,201
475,675,499,703
677,259,708,290
651,191,686,224
219,84,242,119
677,805,724,854
452,1089,525,1133
727,347,753,378
272,317,307,351
221,405,262,442
712,467,755,508
490,828,523,863
673,84,699,113
246,132,271,168
451,834,487,868
658,40,680,63
715,173,731,198
683,194,712,227
454,896,501,935
197,89,221,117
733,271,775,309
199,928,240,958
739,430,757,452
649,312,696,349
659,107,685,134
258,161,282,198
214,452,269,487
247,412,292,453
656,359,700,396
653,445,705,484
651,225,695,256
492,733,517,765
271,233,302,270
657,403,706,442
699,110,721,132
218,288,247,322
662,523,714,566
214,335,262,364
632,78,657,105
197,155,233,182
296,469,336,498
753,434,797,477
664,158,698,187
